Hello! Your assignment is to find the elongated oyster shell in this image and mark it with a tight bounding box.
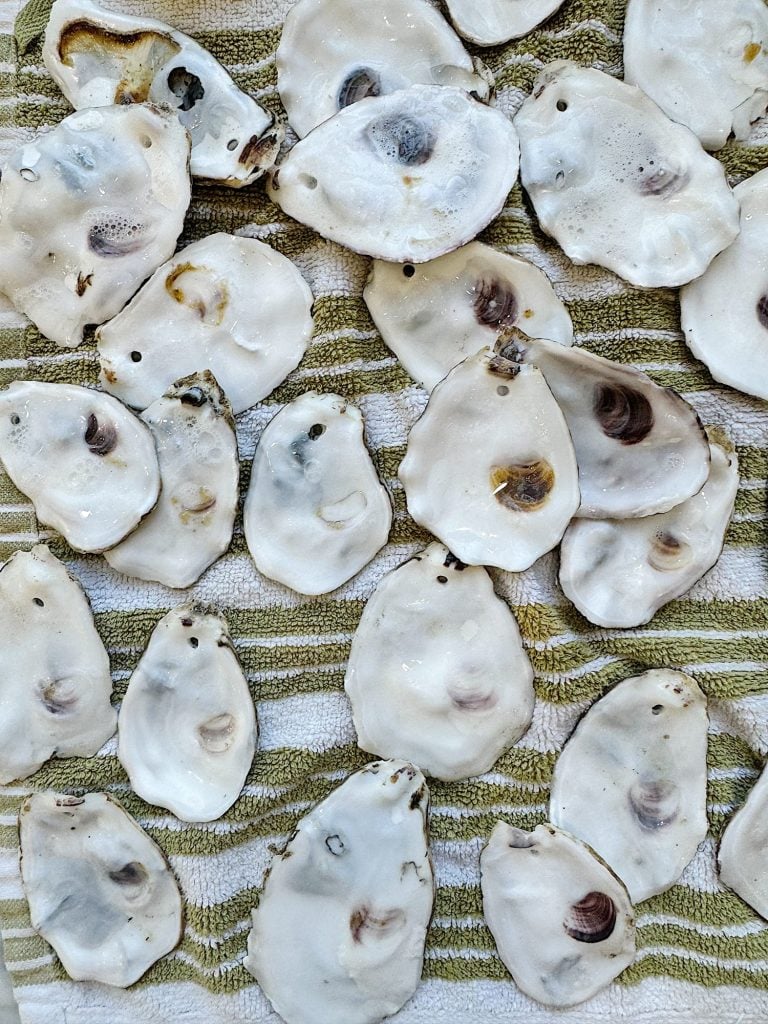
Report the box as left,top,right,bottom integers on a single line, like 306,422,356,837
364,242,573,392
446,0,567,46
44,0,281,185
0,382,160,553
481,822,635,1007
550,669,709,903
267,85,519,263
345,542,534,781
0,103,190,347
245,760,433,1024
19,791,183,987
718,759,768,919
514,61,739,288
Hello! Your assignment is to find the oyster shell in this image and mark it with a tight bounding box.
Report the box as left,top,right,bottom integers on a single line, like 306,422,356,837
0,103,190,347
445,0,568,46
560,443,738,628
19,791,183,987
43,0,281,185
481,822,635,1007
244,392,391,595
364,242,573,392
245,760,433,1024
267,85,519,263
398,347,580,572
718,759,768,919
550,669,709,903
345,541,534,781
514,61,739,288
0,382,160,553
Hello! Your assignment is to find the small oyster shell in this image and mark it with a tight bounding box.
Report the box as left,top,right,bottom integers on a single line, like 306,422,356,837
550,669,709,902
244,392,392,595
514,61,739,288
481,822,635,1008
445,0,568,46
245,760,433,1024
718,759,768,919
118,603,256,822
19,791,183,987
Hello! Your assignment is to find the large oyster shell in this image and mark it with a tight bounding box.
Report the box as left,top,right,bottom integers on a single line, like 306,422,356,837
245,760,433,1024
718,759,768,919
446,0,568,46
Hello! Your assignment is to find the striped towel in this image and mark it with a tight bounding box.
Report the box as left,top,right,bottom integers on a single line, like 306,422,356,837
1,0,768,1021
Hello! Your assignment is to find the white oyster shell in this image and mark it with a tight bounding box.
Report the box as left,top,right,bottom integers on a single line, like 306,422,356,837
0,382,160,553
560,443,738,628
0,545,115,783
19,791,182,987
718,759,768,919
481,822,636,1008
345,541,534,781
118,603,256,823
44,0,282,185
446,0,567,46
399,347,579,572
245,760,433,1024
364,242,573,392
0,103,190,347
244,392,391,595
550,669,709,903
105,372,238,589
267,85,519,263
624,0,768,151
514,61,739,288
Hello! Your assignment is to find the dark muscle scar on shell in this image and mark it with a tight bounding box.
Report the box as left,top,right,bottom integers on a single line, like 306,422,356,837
84,413,118,455
491,460,555,512
593,382,653,445
473,278,518,329
757,294,768,329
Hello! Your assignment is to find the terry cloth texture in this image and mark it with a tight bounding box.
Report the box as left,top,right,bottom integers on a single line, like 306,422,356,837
1,0,768,1021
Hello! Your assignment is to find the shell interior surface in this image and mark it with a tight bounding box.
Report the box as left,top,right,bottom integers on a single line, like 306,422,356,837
624,0,768,151
0,103,190,348
0,545,115,784
344,541,535,781
445,0,568,46
118,604,257,823
514,61,739,288
245,760,434,1024
0,381,160,553
244,392,392,595
267,84,520,263
364,242,573,392
718,759,768,920
43,0,282,185
549,669,709,903
398,347,580,572
104,372,239,589
480,822,636,1007
19,791,183,987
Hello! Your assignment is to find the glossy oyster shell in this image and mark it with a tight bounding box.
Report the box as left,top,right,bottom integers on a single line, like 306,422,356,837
446,0,568,46
718,759,768,919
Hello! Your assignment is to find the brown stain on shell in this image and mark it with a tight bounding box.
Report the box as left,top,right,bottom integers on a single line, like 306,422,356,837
75,272,93,297
239,133,279,171
491,460,555,512
564,891,616,944
350,906,406,943
165,262,229,325
744,41,762,63
648,530,692,572
593,382,653,445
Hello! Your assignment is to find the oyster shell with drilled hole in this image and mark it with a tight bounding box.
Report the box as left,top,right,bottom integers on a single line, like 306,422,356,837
445,0,568,46
481,821,636,1007
345,542,534,781
550,669,709,903
104,372,238,588
267,85,519,263
364,242,573,392
718,759,768,920
0,545,115,783
0,382,159,553
245,760,433,1024
399,347,579,571
19,791,182,986
244,392,391,595
514,61,739,288
43,0,282,185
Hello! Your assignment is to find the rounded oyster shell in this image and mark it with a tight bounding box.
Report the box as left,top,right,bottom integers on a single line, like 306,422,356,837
718,759,768,919
445,0,568,46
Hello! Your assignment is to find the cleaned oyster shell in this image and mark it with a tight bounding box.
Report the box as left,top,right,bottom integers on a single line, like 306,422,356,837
550,669,709,903
245,760,433,1024
398,347,579,572
44,0,281,185
345,541,534,781
104,372,238,589
560,443,738,628
445,0,567,46
19,791,183,987
481,822,635,1007
718,759,768,919
0,545,115,783
514,61,739,288
364,242,573,392
267,85,519,263
0,382,160,553
0,103,190,347
244,392,391,595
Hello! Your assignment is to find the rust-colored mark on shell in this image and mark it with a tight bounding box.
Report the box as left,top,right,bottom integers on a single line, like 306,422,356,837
165,263,229,325
744,41,762,63
628,779,679,830
239,133,279,171
756,294,768,329
75,272,93,297
491,460,555,512
350,906,406,943
198,713,236,753
84,413,117,456
593,382,653,445
108,860,149,887
648,530,692,572
564,891,617,944
473,278,518,329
